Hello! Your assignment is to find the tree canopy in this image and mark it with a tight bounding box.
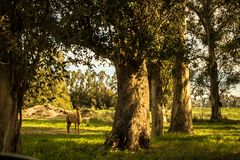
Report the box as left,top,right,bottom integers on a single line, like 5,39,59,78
188,0,240,96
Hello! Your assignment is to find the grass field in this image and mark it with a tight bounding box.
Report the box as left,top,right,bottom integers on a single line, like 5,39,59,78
21,108,240,160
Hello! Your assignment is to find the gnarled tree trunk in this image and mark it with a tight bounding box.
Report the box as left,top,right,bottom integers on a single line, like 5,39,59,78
0,64,21,152
149,63,164,137
105,59,150,151
169,59,193,133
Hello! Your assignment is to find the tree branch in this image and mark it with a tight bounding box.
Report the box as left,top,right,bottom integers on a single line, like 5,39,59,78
0,61,10,65
189,55,208,61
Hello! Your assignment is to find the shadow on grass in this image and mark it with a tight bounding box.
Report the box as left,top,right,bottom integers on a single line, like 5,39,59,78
22,134,105,160
215,152,240,160
193,118,240,125
22,132,240,160
23,119,65,123
21,126,110,136
156,133,210,142
193,118,240,128
145,139,240,160
22,118,113,128
154,118,240,143
89,118,113,127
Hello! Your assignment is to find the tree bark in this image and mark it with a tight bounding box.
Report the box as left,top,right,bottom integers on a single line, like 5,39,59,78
0,64,21,152
168,0,193,134
169,59,193,133
105,59,150,151
208,32,222,121
149,63,164,137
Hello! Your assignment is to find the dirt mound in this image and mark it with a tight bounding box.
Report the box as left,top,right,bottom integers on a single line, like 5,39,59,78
23,104,68,119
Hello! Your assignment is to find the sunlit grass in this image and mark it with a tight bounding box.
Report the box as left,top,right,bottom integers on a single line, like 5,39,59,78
192,107,240,120
21,108,240,160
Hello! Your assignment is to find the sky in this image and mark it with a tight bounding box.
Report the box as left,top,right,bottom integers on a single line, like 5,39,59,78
66,58,116,76
230,84,240,96
66,51,116,76
68,64,115,76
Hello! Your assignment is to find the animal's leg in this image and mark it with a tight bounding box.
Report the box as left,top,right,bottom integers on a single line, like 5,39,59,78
67,122,71,133
77,122,80,133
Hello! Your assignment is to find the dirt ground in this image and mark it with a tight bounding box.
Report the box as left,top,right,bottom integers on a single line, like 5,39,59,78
21,127,67,135
22,104,68,119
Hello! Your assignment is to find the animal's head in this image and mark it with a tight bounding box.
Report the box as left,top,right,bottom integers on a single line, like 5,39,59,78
76,107,81,111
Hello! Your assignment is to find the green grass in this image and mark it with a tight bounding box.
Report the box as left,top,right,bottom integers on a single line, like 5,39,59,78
192,107,240,120
21,108,240,160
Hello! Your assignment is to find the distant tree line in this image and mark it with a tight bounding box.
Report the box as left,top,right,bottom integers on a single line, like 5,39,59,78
24,67,117,110
220,95,240,108
192,95,240,108
65,69,117,109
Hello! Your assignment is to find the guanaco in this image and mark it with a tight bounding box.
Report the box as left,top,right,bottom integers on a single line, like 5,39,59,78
66,107,82,133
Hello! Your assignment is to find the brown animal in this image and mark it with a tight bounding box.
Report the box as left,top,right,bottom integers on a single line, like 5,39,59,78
66,107,82,133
